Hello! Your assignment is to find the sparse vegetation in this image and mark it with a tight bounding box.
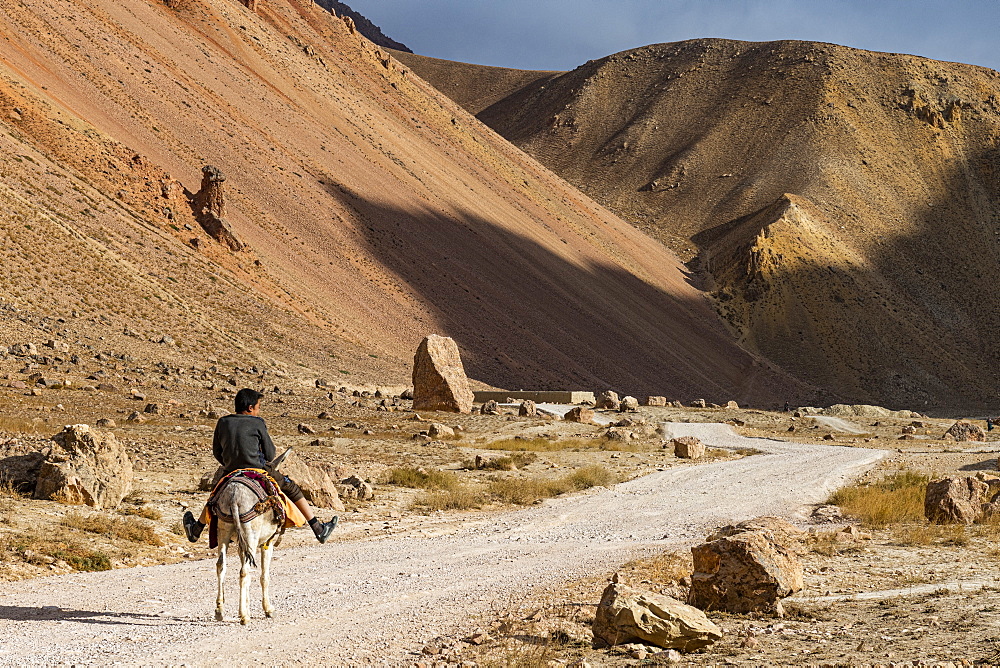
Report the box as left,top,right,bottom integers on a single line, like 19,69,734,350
484,437,593,452
1,531,112,572
487,466,623,505
828,471,929,527
122,505,162,520
62,511,163,546
383,467,460,490
412,487,483,511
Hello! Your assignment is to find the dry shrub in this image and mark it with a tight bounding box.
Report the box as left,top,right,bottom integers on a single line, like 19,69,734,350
62,511,163,546
621,549,692,583
0,477,23,499
412,487,483,511
488,466,623,505
122,505,162,520
893,523,968,547
828,471,929,527
383,467,459,490
467,452,539,471
1,531,111,572
485,437,593,452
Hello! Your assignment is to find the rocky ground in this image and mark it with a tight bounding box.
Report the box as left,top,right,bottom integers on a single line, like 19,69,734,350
1,344,999,664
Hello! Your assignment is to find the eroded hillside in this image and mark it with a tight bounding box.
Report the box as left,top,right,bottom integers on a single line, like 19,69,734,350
401,40,1000,410
0,2,801,403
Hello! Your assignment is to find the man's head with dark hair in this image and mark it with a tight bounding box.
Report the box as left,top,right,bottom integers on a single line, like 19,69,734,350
235,388,264,414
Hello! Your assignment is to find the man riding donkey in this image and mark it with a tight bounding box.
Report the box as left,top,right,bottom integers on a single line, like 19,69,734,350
184,388,339,544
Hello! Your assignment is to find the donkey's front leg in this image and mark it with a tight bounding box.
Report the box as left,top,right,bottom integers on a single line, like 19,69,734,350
215,543,227,622
260,543,274,618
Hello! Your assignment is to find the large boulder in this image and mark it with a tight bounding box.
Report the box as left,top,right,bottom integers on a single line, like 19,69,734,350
672,436,705,459
707,516,805,553
593,581,722,651
518,400,538,417
689,530,803,614
595,390,620,410
34,425,133,509
411,335,474,413
925,476,989,524
619,396,640,413
645,396,667,407
563,406,595,423
943,421,985,442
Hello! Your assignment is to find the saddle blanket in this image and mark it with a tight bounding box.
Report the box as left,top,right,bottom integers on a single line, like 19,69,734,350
198,468,306,534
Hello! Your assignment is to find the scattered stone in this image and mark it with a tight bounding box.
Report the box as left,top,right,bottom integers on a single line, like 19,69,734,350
427,423,455,439
595,390,621,410
619,396,639,412
943,421,985,442
297,423,317,435
95,418,116,428
400,388,414,400
126,411,145,423
592,581,722,651
725,400,739,409
924,476,989,524
690,399,707,408
129,389,145,401
645,396,667,407
338,474,374,501
143,403,162,415
10,381,26,390
97,383,120,393
672,436,705,459
411,335,474,413
901,425,916,435
811,505,843,522
34,425,133,509
481,400,500,416
518,400,537,417
690,530,803,613
563,406,594,423
604,427,635,442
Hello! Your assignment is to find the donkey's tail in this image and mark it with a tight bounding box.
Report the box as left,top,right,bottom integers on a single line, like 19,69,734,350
230,494,257,568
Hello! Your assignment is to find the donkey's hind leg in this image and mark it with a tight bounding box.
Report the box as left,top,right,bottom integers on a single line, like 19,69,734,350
215,542,227,622
260,543,274,618
238,544,253,625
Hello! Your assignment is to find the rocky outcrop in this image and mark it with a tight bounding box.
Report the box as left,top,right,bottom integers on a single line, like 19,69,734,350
593,581,722,651
313,0,413,53
411,335,474,413
34,425,133,509
943,421,985,442
427,423,455,438
480,400,500,415
191,165,243,251
619,396,639,412
924,476,990,524
518,400,537,417
672,436,705,459
563,406,594,423
595,390,620,410
689,529,803,614
645,396,667,407
338,474,374,501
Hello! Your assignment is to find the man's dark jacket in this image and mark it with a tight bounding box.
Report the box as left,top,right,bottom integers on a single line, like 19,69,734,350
213,413,275,472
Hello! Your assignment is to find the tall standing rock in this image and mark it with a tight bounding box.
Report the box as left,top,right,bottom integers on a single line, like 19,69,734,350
34,425,133,509
412,335,474,413
191,165,243,251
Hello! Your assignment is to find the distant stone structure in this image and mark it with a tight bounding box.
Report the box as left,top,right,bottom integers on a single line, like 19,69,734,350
191,165,243,251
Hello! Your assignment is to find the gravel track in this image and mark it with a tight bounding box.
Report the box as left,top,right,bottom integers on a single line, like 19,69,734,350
0,424,883,666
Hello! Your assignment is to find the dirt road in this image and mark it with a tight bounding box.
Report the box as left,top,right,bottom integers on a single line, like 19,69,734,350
0,425,883,666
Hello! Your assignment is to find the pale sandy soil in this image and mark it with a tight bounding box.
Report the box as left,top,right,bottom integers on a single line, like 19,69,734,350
0,424,882,666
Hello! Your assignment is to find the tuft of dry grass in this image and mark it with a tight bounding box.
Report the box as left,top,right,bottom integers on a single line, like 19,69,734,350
484,437,593,452
412,487,483,511
466,452,538,471
488,466,623,505
893,523,969,547
828,471,929,527
620,549,692,584
62,511,163,546
383,467,460,490
122,505,162,520
1,531,112,572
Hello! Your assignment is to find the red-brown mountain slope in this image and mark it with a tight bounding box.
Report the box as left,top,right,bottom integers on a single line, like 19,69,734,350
401,39,1000,410
0,2,802,403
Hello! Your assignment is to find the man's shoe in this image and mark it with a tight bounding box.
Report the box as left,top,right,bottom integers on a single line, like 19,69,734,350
315,516,338,544
183,511,204,543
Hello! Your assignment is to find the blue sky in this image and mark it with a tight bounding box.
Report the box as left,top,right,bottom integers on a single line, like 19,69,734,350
343,0,1000,72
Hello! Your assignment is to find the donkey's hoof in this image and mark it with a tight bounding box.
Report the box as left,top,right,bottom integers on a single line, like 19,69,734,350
240,616,249,626
264,611,274,619
214,610,224,622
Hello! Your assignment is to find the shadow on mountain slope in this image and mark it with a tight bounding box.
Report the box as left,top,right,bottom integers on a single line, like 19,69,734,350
328,184,821,407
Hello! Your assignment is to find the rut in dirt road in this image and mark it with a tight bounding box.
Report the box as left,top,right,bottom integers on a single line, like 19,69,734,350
0,424,883,666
